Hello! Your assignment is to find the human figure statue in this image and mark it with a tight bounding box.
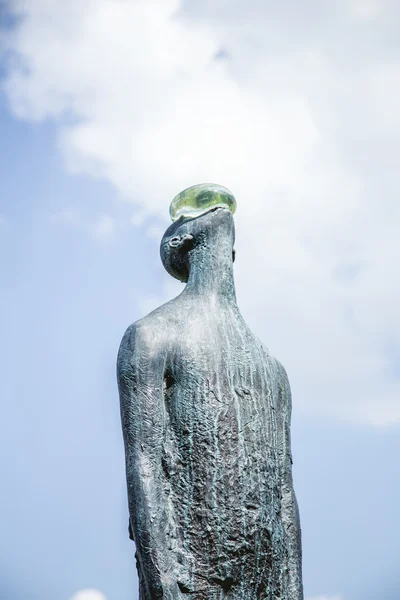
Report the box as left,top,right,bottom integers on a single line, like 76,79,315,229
117,184,303,600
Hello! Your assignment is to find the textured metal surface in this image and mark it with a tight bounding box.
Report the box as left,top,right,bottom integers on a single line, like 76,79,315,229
117,205,303,599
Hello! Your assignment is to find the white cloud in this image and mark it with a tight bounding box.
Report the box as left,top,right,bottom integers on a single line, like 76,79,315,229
2,0,400,425
348,0,384,20
68,590,107,600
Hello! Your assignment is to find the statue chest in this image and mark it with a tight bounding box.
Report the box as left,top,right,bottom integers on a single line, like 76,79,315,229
158,314,285,580
162,327,283,567
165,317,279,437
163,323,280,481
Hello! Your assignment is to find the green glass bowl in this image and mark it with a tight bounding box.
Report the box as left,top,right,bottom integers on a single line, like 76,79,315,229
170,183,236,222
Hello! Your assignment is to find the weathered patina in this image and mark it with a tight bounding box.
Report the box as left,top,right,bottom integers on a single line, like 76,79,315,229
117,184,303,599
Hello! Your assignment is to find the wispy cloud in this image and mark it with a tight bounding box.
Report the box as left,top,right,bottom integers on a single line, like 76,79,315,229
2,0,400,425
68,590,107,600
348,0,384,20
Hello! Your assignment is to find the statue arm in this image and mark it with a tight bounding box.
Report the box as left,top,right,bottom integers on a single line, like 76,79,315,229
277,361,303,600
117,324,178,599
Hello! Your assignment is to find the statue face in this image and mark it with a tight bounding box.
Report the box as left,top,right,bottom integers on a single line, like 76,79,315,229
160,206,235,282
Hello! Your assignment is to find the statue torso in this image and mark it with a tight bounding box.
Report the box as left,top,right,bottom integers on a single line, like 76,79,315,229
152,296,288,597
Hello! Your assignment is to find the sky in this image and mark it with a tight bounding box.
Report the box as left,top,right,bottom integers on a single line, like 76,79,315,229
0,1,399,599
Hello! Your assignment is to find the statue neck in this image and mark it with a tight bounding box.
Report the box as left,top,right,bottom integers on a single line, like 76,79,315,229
183,235,237,304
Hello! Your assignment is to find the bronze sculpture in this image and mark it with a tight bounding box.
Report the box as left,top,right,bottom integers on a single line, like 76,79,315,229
117,184,303,599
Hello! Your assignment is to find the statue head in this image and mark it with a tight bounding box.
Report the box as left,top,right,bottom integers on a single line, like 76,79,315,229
160,183,236,283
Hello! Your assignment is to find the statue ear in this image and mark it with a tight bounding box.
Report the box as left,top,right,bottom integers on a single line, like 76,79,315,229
169,233,194,251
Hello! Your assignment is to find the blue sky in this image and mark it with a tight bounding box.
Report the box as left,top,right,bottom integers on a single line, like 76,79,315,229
1,2,400,600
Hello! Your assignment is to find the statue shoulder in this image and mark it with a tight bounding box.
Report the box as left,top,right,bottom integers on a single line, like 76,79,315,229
117,307,177,368
118,320,157,357
117,321,140,360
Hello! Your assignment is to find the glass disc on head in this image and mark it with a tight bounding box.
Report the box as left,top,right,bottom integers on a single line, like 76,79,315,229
170,183,236,221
